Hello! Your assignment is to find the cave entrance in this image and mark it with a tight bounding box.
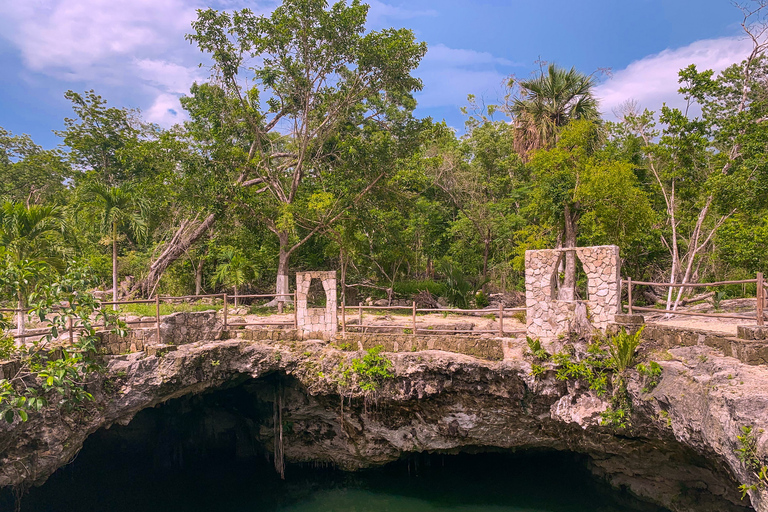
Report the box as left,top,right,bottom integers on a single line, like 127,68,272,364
2,376,716,512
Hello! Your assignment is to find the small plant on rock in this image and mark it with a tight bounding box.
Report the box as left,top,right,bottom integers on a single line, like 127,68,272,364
636,361,662,393
736,426,768,499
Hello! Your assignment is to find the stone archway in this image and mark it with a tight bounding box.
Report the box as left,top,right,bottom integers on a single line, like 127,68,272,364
295,271,338,338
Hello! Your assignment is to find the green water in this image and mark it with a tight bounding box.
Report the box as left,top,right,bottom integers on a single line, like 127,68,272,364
6,451,666,512
1,383,667,512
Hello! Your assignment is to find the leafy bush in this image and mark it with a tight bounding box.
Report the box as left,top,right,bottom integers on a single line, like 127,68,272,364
441,263,488,309
736,425,768,499
393,279,447,298
474,290,489,308
349,345,394,392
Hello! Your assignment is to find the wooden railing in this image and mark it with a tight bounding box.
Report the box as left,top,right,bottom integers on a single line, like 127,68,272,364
623,272,766,326
340,302,526,337
3,292,297,344
4,291,521,343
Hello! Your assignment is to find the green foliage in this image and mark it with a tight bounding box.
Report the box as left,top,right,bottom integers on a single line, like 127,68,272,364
636,361,662,393
526,336,550,361
393,280,447,298
349,346,395,392
736,426,768,499
606,326,644,373
441,262,488,309
474,290,489,309
0,263,127,423
530,363,546,378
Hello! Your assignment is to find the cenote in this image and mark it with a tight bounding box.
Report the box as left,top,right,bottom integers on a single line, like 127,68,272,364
2,378,669,512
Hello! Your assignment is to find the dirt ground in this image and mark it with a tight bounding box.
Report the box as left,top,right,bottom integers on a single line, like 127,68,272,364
233,309,527,335
639,298,760,336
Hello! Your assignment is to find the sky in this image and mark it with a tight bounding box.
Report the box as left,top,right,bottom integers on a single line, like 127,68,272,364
0,0,757,149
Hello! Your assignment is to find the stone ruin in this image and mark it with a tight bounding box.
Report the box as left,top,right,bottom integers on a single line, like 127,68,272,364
295,271,338,338
525,245,621,341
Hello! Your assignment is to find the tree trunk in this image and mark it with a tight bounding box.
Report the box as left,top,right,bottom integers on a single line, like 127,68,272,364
234,285,239,307
265,230,292,309
195,258,204,296
16,291,24,337
112,222,118,311
133,213,216,297
559,204,578,301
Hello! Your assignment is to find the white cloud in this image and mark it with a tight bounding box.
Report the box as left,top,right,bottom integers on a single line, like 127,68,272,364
134,59,204,95
415,44,516,111
596,36,753,118
0,0,199,76
144,92,187,126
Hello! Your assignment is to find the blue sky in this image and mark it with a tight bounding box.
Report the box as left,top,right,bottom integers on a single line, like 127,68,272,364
0,0,756,149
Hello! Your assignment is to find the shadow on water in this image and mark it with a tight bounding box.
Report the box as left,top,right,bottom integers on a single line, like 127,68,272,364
0,380,670,512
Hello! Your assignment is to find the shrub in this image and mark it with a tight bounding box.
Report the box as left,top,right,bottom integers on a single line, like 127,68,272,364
393,279,447,298
474,290,489,308
350,346,394,391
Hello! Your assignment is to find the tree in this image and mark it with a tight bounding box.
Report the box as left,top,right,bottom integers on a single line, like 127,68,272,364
618,2,768,309
427,102,526,284
507,63,600,158
528,120,654,300
57,90,144,186
0,128,70,204
83,183,148,306
213,246,256,306
184,0,426,306
0,202,63,332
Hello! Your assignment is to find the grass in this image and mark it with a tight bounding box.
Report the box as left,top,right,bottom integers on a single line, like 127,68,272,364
117,302,222,317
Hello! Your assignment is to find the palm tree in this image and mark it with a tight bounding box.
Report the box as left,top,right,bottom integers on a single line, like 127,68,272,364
0,202,63,332
85,183,148,308
213,247,256,307
510,63,600,157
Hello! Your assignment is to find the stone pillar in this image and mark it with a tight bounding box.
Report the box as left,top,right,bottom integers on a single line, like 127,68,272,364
524,245,621,341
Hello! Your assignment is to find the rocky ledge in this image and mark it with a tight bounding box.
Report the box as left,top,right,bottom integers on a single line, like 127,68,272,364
0,337,767,512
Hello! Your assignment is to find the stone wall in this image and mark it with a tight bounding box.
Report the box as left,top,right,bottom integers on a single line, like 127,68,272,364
609,322,768,366
96,310,223,355
341,333,504,361
296,271,337,336
525,245,620,340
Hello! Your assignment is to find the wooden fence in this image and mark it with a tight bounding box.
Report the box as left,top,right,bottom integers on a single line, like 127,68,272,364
3,291,522,343
340,302,527,337
623,272,766,326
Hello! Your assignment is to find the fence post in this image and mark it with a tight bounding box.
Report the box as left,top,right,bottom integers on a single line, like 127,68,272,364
155,295,161,344
341,300,346,336
223,293,228,330
627,277,634,315
758,272,764,327
358,302,363,330
412,301,417,334
498,302,504,337
293,291,298,329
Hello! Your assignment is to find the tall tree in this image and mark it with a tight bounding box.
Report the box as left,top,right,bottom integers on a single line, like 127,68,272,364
183,0,426,305
0,202,62,332
619,1,768,309
0,128,69,204
528,120,654,300
507,63,600,158
84,183,148,305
